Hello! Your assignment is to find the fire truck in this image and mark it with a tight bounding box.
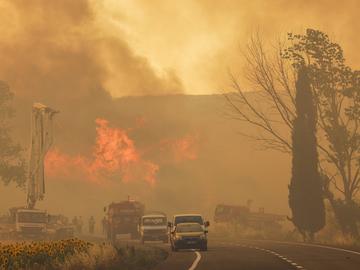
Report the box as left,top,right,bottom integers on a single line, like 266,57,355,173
104,198,145,243
1,104,59,240
0,207,47,239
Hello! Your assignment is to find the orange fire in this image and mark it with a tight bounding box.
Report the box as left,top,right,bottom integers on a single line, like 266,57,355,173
45,118,199,185
45,118,158,185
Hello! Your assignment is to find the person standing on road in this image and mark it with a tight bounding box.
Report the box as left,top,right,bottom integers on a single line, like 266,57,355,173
102,216,107,235
89,216,95,234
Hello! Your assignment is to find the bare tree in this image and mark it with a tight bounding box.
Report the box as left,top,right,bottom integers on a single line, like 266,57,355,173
225,29,360,238
225,33,295,153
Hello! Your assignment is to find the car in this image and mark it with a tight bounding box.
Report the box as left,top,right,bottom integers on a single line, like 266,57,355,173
170,222,208,251
139,214,168,243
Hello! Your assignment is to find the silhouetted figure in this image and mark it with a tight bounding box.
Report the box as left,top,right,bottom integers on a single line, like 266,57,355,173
89,216,95,234
78,216,83,234
102,217,107,235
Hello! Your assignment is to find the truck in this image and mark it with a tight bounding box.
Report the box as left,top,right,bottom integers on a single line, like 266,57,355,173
47,214,74,240
8,207,47,239
1,104,59,240
139,213,168,243
104,198,145,242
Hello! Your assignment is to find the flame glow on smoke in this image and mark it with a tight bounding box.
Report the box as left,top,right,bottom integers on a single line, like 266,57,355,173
45,118,199,185
171,134,199,162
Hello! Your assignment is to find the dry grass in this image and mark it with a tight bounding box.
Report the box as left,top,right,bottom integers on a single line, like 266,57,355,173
212,221,295,241
212,214,360,251
63,243,167,270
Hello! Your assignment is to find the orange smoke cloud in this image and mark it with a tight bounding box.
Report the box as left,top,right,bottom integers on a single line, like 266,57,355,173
140,133,200,165
45,118,159,185
45,148,81,177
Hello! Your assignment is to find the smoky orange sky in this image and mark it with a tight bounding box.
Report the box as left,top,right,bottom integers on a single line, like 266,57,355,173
0,0,359,98
0,0,358,225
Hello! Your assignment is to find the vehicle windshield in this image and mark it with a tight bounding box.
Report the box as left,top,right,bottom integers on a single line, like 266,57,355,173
174,216,203,225
17,212,47,223
113,208,138,214
143,217,166,226
176,223,203,233
113,215,139,223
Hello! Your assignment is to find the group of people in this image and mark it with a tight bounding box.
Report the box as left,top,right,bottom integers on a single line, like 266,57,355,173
72,216,96,234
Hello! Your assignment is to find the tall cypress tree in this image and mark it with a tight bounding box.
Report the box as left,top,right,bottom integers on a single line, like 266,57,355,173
289,67,325,241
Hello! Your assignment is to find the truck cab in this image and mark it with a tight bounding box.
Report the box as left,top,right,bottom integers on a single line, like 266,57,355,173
170,214,210,229
10,208,47,239
47,214,74,240
139,214,168,243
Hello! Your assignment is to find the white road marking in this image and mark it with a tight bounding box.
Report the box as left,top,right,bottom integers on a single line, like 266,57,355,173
251,239,360,256
218,241,309,269
293,242,360,256
243,245,307,270
188,250,201,270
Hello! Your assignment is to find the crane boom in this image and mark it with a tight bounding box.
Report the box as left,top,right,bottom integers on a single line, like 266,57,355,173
27,103,58,209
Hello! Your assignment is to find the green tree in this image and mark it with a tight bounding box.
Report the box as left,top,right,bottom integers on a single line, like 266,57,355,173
289,67,325,241
0,81,26,186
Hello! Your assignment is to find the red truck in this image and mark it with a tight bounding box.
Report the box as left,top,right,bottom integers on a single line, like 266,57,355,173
104,199,145,242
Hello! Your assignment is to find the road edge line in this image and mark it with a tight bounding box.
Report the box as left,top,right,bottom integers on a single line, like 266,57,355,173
249,239,360,256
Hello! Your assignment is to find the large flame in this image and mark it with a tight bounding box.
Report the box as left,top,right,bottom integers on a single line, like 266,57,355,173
45,118,199,185
45,118,159,185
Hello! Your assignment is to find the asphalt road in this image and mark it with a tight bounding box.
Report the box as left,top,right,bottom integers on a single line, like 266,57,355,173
154,239,360,270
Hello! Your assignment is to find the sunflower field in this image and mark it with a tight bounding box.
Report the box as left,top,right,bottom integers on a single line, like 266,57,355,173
0,238,92,269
